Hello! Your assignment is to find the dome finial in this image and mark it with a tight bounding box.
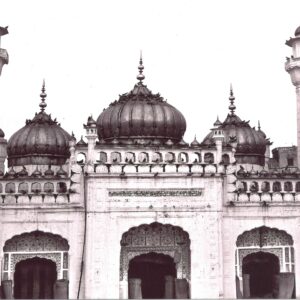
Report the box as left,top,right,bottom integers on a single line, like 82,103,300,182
39,79,47,112
137,51,145,83
258,120,261,131
228,83,236,115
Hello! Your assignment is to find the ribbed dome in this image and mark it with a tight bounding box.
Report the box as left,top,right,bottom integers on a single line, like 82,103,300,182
96,58,186,145
202,88,268,166
7,83,72,167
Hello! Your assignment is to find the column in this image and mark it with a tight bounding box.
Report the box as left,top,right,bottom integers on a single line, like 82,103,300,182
164,275,174,298
128,278,142,299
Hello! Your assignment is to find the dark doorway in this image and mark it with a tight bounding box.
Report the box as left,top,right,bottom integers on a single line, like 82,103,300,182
14,257,57,299
242,252,280,298
128,252,176,299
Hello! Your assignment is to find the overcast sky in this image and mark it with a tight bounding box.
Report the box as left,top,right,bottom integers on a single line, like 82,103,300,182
0,0,299,149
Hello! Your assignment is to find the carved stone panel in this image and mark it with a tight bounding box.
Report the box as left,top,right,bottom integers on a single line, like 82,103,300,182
4,231,69,252
109,189,203,197
236,226,293,248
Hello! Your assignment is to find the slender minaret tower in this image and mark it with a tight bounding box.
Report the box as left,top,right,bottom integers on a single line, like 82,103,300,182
0,26,8,75
285,26,300,168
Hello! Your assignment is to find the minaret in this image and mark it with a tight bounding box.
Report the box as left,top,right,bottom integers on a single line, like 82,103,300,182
0,26,8,75
285,26,300,167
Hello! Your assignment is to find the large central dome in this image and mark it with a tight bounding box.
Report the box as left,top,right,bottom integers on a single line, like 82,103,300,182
96,57,186,145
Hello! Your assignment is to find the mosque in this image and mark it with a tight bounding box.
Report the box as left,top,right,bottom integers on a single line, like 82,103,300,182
0,24,300,299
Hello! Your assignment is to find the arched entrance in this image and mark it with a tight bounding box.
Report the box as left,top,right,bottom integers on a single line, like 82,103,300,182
120,222,190,299
128,252,176,299
2,231,69,299
242,252,279,298
236,226,295,299
14,257,57,299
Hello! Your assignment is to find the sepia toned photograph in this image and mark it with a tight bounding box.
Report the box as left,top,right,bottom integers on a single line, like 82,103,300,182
0,0,300,298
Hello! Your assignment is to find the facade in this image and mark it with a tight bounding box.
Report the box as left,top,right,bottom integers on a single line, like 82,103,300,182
1,25,300,299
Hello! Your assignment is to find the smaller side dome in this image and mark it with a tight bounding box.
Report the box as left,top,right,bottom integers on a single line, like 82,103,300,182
202,86,268,166
7,82,72,167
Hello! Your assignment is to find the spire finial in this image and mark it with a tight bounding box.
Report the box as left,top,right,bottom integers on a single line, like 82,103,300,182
228,83,236,115
258,120,261,131
137,51,145,83
39,79,47,112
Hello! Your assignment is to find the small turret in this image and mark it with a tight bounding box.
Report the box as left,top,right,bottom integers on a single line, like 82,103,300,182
211,120,224,164
84,115,97,163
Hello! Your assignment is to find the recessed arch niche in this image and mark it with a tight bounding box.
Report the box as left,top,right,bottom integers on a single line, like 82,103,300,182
2,230,70,299
235,226,295,299
120,222,190,299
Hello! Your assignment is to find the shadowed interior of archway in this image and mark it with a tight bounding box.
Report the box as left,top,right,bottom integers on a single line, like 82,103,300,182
128,252,176,299
14,257,57,299
243,252,280,298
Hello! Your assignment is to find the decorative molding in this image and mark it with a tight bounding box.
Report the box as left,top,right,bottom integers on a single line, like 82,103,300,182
109,189,203,197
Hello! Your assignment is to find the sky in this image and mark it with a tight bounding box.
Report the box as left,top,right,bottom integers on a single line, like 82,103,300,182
0,0,299,149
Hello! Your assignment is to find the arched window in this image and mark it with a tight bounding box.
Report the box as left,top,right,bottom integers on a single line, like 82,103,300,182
5,183,15,193
31,182,42,194
152,152,162,163
222,154,230,165
237,181,247,193
111,152,122,163
44,182,54,194
76,152,86,164
261,181,270,193
250,181,258,193
18,182,29,194
125,152,135,163
273,182,282,192
99,152,107,163
57,182,67,193
178,152,188,163
165,152,175,163
138,152,149,163
204,152,214,164
284,181,293,192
